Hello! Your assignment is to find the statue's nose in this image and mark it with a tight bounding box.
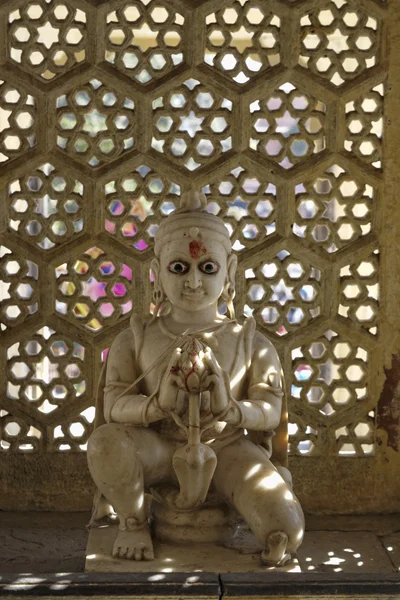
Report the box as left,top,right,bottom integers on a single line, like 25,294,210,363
186,267,202,289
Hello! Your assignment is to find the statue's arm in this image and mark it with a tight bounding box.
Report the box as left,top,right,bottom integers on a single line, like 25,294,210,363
232,331,283,431
103,329,165,425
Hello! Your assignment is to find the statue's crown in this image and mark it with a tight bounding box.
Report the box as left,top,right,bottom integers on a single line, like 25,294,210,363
154,190,231,256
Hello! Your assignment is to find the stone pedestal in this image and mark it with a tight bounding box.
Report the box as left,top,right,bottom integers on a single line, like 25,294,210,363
85,524,300,573
152,500,235,544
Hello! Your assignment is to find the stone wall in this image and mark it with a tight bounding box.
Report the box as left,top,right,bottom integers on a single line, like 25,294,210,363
0,0,399,512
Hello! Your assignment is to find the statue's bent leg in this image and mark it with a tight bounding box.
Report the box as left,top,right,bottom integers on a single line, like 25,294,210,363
87,423,174,560
214,439,304,565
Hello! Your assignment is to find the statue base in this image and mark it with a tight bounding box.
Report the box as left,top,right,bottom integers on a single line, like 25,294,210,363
152,499,235,544
85,523,300,573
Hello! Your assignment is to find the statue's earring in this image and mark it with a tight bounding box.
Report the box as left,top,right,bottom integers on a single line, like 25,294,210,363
153,288,163,305
150,258,169,322
222,281,236,320
152,287,165,320
226,282,236,321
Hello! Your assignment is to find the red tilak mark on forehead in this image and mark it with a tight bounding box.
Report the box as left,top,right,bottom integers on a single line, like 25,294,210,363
189,237,207,259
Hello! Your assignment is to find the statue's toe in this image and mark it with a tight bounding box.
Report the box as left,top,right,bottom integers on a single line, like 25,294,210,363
261,530,289,566
144,547,154,560
134,548,144,561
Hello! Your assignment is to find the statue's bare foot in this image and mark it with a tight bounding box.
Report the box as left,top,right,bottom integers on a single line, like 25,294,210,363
89,494,116,528
112,526,154,560
261,531,290,566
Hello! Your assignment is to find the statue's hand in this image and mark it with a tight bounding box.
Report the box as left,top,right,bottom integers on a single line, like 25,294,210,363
202,350,230,416
158,348,183,413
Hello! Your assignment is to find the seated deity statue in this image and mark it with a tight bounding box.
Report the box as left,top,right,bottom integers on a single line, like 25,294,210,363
87,190,304,566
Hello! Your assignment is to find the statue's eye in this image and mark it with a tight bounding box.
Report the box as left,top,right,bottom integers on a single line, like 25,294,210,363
167,261,189,274
199,261,220,274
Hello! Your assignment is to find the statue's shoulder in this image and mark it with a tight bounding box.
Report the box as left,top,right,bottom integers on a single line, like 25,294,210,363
241,316,279,356
236,316,257,364
109,313,146,355
129,312,147,337
241,315,256,335
110,326,134,347
129,312,149,359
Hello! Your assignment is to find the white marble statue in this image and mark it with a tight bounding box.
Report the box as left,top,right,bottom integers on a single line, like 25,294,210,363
87,190,304,566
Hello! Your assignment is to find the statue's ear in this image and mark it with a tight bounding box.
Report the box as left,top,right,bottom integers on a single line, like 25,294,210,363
227,253,238,285
150,258,161,291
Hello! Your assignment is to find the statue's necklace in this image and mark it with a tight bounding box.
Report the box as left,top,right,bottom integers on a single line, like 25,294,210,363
158,316,232,352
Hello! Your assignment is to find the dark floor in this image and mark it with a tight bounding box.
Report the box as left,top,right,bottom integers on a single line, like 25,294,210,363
0,512,399,574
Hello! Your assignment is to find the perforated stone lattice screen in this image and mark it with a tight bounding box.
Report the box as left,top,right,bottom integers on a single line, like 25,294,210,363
0,0,399,513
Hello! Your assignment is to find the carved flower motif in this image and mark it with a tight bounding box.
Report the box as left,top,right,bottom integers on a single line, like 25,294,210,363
176,337,210,393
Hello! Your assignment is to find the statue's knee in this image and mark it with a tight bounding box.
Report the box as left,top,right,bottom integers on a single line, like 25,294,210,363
88,424,119,457
88,424,137,462
88,424,142,485
279,495,305,551
252,488,304,551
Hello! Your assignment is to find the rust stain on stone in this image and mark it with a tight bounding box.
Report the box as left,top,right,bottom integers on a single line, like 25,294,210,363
377,352,400,451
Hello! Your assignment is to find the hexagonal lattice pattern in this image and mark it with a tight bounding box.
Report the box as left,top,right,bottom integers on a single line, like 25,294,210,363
55,246,133,333
0,246,39,330
103,163,180,252
6,326,86,418
0,0,388,473
50,405,94,451
0,79,37,164
293,163,374,253
56,78,136,168
7,162,85,251
105,2,185,85
204,2,280,85
203,164,277,252
249,82,326,170
7,1,88,82
244,249,322,337
344,83,383,169
291,329,369,419
335,411,375,456
299,0,379,87
0,410,43,452
288,418,319,456
151,78,233,171
339,250,379,335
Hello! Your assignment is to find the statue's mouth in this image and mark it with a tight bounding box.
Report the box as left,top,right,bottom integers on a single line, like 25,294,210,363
183,291,205,298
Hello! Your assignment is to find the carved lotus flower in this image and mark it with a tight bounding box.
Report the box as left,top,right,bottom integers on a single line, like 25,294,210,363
178,337,210,393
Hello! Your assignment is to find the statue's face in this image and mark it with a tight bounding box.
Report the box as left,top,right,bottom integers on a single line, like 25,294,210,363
159,235,228,313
